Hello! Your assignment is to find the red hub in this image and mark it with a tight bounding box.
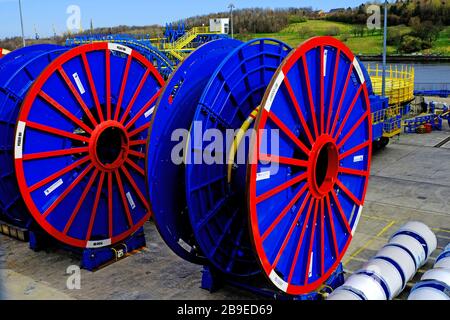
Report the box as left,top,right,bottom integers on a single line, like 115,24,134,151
307,135,339,199
89,120,129,172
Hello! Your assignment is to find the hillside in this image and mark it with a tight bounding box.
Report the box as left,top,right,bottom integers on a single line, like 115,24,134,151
237,20,450,56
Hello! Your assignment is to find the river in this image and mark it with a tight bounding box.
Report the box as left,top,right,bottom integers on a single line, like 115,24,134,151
363,62,450,91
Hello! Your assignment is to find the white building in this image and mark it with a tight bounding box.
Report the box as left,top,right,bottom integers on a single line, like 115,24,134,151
209,18,230,34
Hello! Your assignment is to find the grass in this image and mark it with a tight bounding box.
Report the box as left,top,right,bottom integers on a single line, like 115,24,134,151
236,20,450,56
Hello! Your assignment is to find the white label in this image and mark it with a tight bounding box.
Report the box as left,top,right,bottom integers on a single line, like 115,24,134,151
353,155,364,163
178,238,192,253
14,121,26,159
264,72,285,112
352,206,363,236
144,106,155,118
126,191,136,210
86,238,112,248
44,179,63,196
72,72,85,94
308,252,314,277
323,50,328,77
256,171,271,181
269,270,288,292
353,58,366,84
108,43,132,55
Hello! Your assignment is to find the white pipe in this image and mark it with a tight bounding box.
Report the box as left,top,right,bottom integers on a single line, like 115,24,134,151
389,221,437,266
328,222,437,300
408,245,450,300
435,257,450,269
408,280,450,300
421,269,450,286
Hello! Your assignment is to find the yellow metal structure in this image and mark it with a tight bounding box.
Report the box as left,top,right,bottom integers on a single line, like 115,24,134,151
160,26,222,60
366,64,415,106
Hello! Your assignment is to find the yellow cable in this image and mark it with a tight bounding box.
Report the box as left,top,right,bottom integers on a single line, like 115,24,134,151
227,106,261,183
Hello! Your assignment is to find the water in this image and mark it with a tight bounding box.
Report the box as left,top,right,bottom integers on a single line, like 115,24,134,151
363,62,450,91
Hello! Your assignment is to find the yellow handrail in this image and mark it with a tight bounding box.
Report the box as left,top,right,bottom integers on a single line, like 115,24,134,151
366,63,415,106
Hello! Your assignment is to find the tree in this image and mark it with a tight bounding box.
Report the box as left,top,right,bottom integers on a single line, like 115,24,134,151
399,35,423,53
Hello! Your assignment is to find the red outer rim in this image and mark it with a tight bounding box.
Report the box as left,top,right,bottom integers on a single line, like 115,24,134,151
247,36,372,295
14,43,164,248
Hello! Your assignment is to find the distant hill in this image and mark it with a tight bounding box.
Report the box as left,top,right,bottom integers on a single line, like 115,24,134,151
1,1,448,51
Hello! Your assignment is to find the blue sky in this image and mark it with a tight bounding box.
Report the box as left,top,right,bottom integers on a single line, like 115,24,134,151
0,0,377,39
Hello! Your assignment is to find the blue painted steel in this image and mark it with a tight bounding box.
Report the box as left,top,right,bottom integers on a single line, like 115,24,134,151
185,39,291,276
201,263,345,300
66,34,174,78
0,44,68,227
147,39,243,264
29,226,146,271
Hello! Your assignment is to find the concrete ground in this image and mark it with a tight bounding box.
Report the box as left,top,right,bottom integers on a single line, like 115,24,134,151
1,125,449,300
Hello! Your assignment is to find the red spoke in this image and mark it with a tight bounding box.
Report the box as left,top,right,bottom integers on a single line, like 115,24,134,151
63,169,99,234
325,194,339,258
302,56,319,138
339,140,370,160
337,111,368,149
333,85,363,141
330,63,354,136
129,140,147,146
326,48,341,134
114,170,134,228
23,147,88,161
43,164,95,219
26,121,90,143
339,167,369,177
128,122,150,138
262,184,309,241
29,156,90,192
86,172,105,240
268,112,310,156
304,199,319,284
287,198,315,283
114,54,132,121
270,190,311,268
330,189,353,234
39,91,92,134
58,67,98,127
128,150,145,159
336,179,362,207
119,68,151,124
120,166,150,211
259,153,308,168
107,172,113,238
81,52,104,122
320,45,325,134
320,198,325,276
105,49,111,119
125,158,145,176
125,89,161,130
283,77,314,146
256,172,307,204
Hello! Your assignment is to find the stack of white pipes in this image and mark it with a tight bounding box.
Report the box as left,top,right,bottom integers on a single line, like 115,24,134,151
328,221,437,300
408,244,450,300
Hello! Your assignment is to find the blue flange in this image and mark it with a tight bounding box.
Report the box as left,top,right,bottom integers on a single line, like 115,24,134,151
0,44,68,228
147,39,243,264
185,39,291,276
248,37,372,294
2,43,164,248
